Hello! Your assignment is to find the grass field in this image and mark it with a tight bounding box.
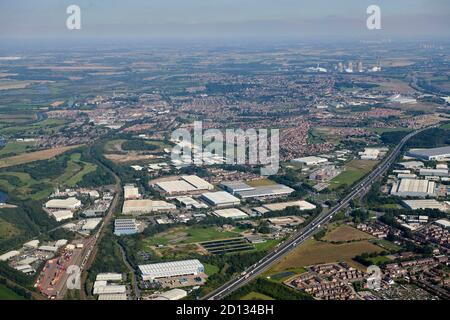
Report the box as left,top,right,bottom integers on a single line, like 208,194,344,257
370,239,402,252
0,284,25,300
0,151,96,200
0,145,82,169
240,292,274,300
0,141,34,158
0,218,21,240
143,226,240,247
270,239,384,272
330,159,378,190
323,225,374,243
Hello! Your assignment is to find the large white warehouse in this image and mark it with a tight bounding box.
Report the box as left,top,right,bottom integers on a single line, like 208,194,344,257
139,259,205,281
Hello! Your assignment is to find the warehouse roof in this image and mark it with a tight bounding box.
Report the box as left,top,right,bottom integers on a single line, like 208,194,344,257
236,184,295,199
181,175,213,190
409,146,450,158
45,197,81,209
201,191,240,205
262,200,316,212
139,259,204,280
213,208,248,219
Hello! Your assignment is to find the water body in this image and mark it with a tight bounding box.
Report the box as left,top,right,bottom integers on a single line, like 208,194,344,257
0,190,8,203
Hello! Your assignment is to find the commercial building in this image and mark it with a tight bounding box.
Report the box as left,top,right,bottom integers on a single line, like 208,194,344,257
390,179,436,198
82,218,102,231
419,168,449,177
0,250,20,262
407,146,450,161
124,185,140,200
51,210,74,222
153,289,188,301
220,181,255,195
358,148,385,160
262,200,316,212
175,196,208,209
122,199,176,215
235,184,295,200
139,259,205,281
213,208,249,220
93,285,126,295
291,156,328,166
45,197,81,210
154,175,213,195
114,219,138,236
200,191,240,207
399,161,424,170
402,199,446,211
96,273,123,282
98,293,127,300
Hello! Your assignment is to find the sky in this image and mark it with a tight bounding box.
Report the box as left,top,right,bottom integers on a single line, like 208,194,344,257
0,0,449,40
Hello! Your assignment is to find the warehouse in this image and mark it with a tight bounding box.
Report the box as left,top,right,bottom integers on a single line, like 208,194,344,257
200,191,240,207
122,199,176,215
51,210,74,222
82,218,102,231
213,208,249,220
262,200,316,212
407,146,450,161
291,156,328,166
155,175,213,195
402,199,446,211
96,273,123,281
220,181,255,195
114,219,138,236
391,178,436,198
175,196,208,209
45,197,81,210
139,259,205,281
181,175,214,190
93,285,126,295
0,250,20,262
98,293,128,300
235,184,295,200
153,288,188,300
419,168,449,177
123,185,140,200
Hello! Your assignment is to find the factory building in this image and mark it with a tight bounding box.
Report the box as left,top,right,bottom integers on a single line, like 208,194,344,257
402,199,447,211
122,199,176,215
139,259,205,281
114,219,138,236
291,156,328,166
152,288,188,301
419,168,449,177
391,178,436,198
82,218,102,231
220,181,255,195
51,210,74,222
45,197,81,210
435,219,450,230
175,196,208,209
200,191,241,207
262,200,316,212
123,185,140,200
213,208,249,220
235,184,295,200
154,175,213,195
407,146,450,161
96,273,123,282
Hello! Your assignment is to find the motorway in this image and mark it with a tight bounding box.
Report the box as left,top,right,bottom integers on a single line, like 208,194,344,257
203,126,432,300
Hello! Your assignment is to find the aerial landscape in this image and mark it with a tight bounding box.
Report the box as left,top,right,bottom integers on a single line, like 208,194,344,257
0,0,449,310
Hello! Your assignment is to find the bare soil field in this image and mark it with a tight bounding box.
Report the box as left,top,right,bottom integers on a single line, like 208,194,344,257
271,239,384,271
0,145,82,168
323,225,374,243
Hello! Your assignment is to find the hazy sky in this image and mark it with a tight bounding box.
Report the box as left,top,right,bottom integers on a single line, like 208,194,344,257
1,0,449,40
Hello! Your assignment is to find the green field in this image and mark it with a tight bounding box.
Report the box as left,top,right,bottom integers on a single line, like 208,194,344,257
240,291,274,300
143,226,240,247
330,160,378,190
0,141,34,158
370,239,402,251
0,151,97,200
0,284,26,300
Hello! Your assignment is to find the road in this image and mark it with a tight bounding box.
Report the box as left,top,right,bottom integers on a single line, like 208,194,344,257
203,126,432,300
79,147,123,300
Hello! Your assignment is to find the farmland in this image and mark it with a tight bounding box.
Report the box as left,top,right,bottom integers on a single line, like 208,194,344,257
270,238,385,272
323,225,374,243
